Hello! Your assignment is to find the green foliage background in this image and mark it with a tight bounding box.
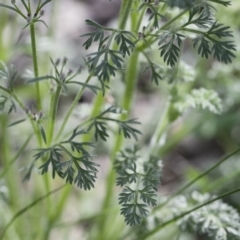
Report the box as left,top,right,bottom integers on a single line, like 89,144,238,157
0,0,240,239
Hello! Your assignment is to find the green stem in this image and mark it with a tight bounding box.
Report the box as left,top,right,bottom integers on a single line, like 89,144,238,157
142,186,240,239
122,51,139,113
53,205,119,228
20,0,29,13
62,118,92,140
180,27,219,43
130,0,139,31
158,120,198,156
30,22,41,111
161,9,190,29
12,92,42,145
136,5,147,33
47,85,61,143
50,185,72,223
81,93,105,145
118,0,134,30
56,75,92,140
147,100,170,156
0,185,66,239
0,115,22,238
13,4,27,19
154,147,240,211
204,168,240,193
42,185,72,239
42,85,62,231
27,0,31,15
78,1,138,239
11,92,25,110
81,0,135,137
136,8,190,52
0,134,32,179
96,2,141,237
97,40,140,240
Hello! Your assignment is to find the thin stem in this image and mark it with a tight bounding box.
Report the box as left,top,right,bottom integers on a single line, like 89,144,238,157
118,0,134,30
81,0,135,140
27,0,31,15
158,119,198,156
43,185,72,238
137,8,190,52
136,5,147,33
97,33,140,240
20,0,30,13
154,147,240,211
12,92,42,145
141,186,240,239
56,73,92,140
121,51,139,113
204,168,240,193
180,27,219,43
47,85,62,143
147,100,170,156
13,4,27,19
49,185,72,223
81,94,105,145
161,8,190,30
98,117,119,123
53,205,119,228
79,1,138,239
0,115,21,238
35,0,42,15
29,22,41,111
0,134,33,179
11,92,25,110
61,118,92,140
0,185,66,239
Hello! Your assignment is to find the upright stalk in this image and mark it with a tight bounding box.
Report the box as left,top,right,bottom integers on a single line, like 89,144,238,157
97,0,140,236
30,22,41,111
118,0,134,30
56,74,92,140
147,100,170,156
0,115,22,238
83,0,135,137
103,50,140,211
47,85,62,143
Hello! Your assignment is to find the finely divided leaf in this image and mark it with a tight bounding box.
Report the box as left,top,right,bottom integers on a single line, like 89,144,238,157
158,32,185,67
80,30,105,50
114,31,136,56
193,36,211,58
118,119,142,141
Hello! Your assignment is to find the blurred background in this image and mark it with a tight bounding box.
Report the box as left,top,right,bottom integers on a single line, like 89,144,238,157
1,0,240,239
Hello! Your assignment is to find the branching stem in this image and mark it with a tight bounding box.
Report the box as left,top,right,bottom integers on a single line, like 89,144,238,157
137,8,190,52
118,0,134,30
48,85,62,143
56,74,92,140
30,22,42,111
95,1,140,239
